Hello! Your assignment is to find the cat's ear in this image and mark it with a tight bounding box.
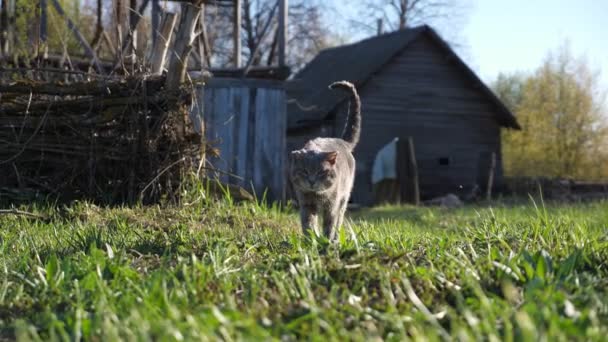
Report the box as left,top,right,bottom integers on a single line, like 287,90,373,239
325,151,338,165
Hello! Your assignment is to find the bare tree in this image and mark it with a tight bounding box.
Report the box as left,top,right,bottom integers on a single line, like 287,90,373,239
353,0,462,32
344,0,470,50
202,0,336,71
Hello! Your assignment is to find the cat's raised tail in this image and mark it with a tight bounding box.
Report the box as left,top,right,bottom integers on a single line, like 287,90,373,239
329,81,361,149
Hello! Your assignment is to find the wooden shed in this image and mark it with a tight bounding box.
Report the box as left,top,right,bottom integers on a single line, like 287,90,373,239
286,25,520,205
197,78,286,202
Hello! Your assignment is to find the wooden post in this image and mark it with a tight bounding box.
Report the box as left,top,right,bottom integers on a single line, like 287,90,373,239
118,0,149,57
149,11,177,75
151,0,161,45
165,2,201,89
5,0,15,57
242,1,278,76
486,152,496,201
114,0,124,64
0,0,6,56
90,0,102,49
233,0,241,67
34,0,40,55
278,0,287,67
129,0,138,66
397,137,420,205
200,19,211,67
197,4,205,69
476,151,497,201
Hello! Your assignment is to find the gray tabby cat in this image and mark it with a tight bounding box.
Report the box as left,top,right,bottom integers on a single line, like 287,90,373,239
289,81,361,240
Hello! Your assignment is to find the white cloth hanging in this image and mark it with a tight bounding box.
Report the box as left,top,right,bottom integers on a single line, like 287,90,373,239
371,137,399,184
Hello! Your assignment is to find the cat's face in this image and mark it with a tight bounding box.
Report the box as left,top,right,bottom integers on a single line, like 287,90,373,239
289,150,338,192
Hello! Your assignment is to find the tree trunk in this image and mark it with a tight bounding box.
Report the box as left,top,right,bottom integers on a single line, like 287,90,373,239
266,26,278,65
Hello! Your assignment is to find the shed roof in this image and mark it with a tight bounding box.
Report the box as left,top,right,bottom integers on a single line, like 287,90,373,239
286,25,520,130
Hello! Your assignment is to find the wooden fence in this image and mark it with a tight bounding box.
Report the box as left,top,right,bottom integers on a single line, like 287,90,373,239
197,78,286,202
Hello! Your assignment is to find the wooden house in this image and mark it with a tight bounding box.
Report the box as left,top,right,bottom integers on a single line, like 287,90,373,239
286,25,520,205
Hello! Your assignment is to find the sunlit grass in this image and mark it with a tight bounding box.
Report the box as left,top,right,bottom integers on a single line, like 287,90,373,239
0,191,606,340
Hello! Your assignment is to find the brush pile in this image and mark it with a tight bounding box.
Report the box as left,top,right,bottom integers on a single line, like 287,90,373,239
0,74,203,203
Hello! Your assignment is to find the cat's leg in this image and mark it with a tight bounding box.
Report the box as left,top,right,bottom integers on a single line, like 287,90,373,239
322,205,339,241
335,197,348,231
300,204,318,237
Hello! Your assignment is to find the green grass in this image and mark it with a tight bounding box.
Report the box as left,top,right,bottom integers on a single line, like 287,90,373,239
0,191,607,340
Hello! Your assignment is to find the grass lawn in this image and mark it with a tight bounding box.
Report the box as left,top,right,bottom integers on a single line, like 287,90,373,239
0,192,607,340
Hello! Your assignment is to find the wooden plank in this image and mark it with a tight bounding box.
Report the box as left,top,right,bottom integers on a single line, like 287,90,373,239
204,87,219,174
189,83,205,135
235,86,250,188
217,88,232,183
276,88,287,201
253,89,266,197
245,86,257,193
266,88,284,201
267,88,284,201
202,80,286,201
226,88,236,182
212,87,233,183
259,89,273,199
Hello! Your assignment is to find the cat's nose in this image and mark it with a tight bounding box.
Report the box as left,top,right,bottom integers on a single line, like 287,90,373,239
308,178,315,186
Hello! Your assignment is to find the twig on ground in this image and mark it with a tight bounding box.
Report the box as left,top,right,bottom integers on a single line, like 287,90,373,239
0,209,48,220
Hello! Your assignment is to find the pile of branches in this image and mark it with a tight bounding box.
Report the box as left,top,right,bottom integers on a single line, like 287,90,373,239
0,75,203,204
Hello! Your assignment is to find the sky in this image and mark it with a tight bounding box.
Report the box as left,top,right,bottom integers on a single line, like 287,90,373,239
329,0,608,89
463,0,608,87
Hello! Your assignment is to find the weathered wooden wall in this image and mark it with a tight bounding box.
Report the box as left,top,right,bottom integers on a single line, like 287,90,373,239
348,34,503,203
294,34,507,204
198,78,286,201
